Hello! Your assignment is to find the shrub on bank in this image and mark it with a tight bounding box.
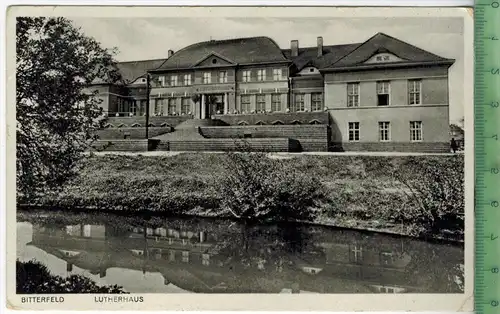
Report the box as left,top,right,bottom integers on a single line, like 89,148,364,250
17,260,126,294
214,152,327,224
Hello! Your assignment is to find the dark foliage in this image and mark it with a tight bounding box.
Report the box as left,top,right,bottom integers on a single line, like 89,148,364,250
16,260,126,294
16,17,121,200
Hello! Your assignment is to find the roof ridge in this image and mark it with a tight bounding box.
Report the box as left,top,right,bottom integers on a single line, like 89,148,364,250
117,58,167,64
323,33,379,68
375,32,449,60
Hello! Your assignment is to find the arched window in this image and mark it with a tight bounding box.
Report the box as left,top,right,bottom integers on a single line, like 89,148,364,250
237,121,249,126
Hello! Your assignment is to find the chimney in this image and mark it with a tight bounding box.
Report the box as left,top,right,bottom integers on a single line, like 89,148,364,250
291,40,299,57
317,36,323,57
168,50,174,57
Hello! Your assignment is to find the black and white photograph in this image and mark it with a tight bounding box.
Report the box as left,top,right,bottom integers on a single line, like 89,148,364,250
6,6,473,311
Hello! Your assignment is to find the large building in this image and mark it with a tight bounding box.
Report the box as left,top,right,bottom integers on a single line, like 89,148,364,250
92,33,455,152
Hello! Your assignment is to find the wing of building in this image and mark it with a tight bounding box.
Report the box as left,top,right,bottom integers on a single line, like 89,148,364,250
89,33,455,153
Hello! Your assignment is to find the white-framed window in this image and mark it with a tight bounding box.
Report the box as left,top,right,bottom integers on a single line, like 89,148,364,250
130,101,137,116
240,95,251,113
203,72,211,84
158,76,166,87
273,68,282,81
256,94,266,112
183,74,191,86
311,92,323,111
219,71,227,83
182,251,189,263
410,121,423,142
170,75,178,87
347,83,360,107
408,79,422,105
154,99,164,116
377,81,390,106
379,121,390,142
348,122,360,142
291,94,305,112
242,70,251,82
349,244,363,263
202,254,210,266
271,94,281,112
168,98,177,115
257,69,266,81
181,98,191,115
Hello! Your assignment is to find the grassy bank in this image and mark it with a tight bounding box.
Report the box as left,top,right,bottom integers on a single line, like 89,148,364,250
20,153,464,241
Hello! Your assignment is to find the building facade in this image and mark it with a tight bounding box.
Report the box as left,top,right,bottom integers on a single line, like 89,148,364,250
92,33,455,152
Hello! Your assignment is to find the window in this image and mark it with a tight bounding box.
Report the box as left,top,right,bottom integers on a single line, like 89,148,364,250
242,70,251,82
240,95,251,113
257,69,266,81
379,122,390,142
410,121,423,141
202,254,210,266
169,250,175,262
273,68,282,81
170,75,178,87
203,72,211,84
158,76,166,87
377,81,390,106
348,122,360,142
347,83,360,107
182,251,189,263
349,244,363,263
311,93,323,111
219,71,227,83
130,101,137,115
380,252,395,266
183,74,191,86
291,94,305,112
408,79,421,105
271,94,282,112
154,99,164,116
168,98,177,115
376,56,383,61
255,94,266,112
181,98,191,115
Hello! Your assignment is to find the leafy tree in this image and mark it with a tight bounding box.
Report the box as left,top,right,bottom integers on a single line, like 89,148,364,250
16,17,121,200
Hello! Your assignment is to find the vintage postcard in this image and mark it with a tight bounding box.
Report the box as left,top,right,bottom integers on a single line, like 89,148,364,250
6,5,473,311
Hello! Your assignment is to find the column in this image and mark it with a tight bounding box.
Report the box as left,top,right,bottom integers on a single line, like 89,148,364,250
223,93,228,114
201,94,206,119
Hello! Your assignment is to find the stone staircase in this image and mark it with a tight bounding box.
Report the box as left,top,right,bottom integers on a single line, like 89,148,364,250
152,119,229,141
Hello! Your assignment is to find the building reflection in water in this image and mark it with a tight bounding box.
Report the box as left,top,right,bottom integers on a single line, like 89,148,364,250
22,216,464,294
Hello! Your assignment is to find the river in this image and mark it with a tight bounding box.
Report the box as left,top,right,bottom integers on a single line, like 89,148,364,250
16,210,464,294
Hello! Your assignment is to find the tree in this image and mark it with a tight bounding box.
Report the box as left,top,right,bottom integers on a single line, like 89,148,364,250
16,17,121,200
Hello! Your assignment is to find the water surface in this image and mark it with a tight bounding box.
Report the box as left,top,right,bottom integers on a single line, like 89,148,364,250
17,211,464,294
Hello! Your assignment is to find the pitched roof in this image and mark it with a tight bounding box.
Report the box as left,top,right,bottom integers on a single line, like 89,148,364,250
282,43,360,70
116,58,168,83
154,36,289,71
323,32,454,69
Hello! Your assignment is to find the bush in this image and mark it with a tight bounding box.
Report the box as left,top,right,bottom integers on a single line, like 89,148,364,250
214,152,327,224
388,156,464,237
17,260,126,294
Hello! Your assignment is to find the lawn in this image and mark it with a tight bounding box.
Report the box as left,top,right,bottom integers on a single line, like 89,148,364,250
19,153,465,241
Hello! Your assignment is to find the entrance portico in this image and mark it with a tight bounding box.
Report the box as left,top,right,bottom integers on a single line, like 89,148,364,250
198,93,229,119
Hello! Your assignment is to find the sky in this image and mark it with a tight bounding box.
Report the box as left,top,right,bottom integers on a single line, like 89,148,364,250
71,17,465,123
